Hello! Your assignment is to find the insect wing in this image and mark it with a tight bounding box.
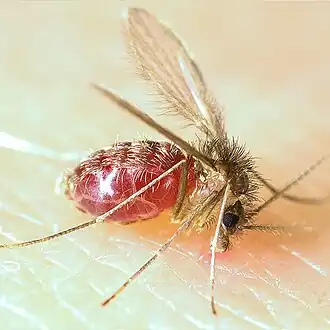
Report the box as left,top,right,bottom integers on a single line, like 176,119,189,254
124,8,225,138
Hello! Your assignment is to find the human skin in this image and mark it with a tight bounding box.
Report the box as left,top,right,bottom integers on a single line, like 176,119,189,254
0,1,330,329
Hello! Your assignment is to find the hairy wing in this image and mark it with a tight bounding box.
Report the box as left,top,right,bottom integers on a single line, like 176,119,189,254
123,7,225,138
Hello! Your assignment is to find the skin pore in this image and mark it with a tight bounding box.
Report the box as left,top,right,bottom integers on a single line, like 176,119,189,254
1,1,330,329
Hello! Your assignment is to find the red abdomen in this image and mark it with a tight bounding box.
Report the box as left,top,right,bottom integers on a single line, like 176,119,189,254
65,141,197,223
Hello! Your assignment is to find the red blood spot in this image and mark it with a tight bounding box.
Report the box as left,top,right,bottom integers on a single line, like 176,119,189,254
199,250,231,264
66,141,197,223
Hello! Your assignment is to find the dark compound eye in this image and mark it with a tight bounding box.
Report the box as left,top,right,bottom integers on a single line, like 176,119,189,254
223,212,240,228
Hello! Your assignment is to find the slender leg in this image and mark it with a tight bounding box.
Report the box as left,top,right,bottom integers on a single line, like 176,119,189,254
256,154,330,213
209,184,231,315
257,174,328,204
256,153,330,205
171,159,188,221
0,160,186,249
101,216,194,306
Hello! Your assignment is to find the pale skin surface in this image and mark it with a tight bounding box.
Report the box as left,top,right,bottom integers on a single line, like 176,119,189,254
1,1,330,329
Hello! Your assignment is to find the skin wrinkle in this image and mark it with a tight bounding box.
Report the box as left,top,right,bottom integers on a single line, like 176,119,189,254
169,253,277,327
44,254,73,273
2,205,43,227
262,264,313,309
55,299,89,328
280,244,328,277
103,235,208,288
1,2,330,330
145,238,206,273
18,214,43,226
0,261,20,273
2,301,49,330
145,284,177,312
67,237,97,259
0,132,84,162
245,285,277,320
243,266,314,312
143,240,260,296
194,290,274,330
145,283,221,329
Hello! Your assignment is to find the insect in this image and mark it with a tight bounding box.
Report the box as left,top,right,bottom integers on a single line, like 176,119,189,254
1,7,329,315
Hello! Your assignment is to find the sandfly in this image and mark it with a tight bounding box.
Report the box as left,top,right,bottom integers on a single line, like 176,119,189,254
1,8,329,315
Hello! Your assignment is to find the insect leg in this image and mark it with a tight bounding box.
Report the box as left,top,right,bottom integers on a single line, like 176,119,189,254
256,152,330,213
171,158,188,221
101,214,194,307
101,188,221,307
242,224,283,233
256,172,329,205
0,159,186,249
209,183,231,315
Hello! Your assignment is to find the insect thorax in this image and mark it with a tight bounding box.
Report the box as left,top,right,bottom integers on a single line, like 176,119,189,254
173,136,261,234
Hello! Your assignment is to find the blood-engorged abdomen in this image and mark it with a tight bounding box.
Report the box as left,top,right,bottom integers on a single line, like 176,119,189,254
65,141,197,223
